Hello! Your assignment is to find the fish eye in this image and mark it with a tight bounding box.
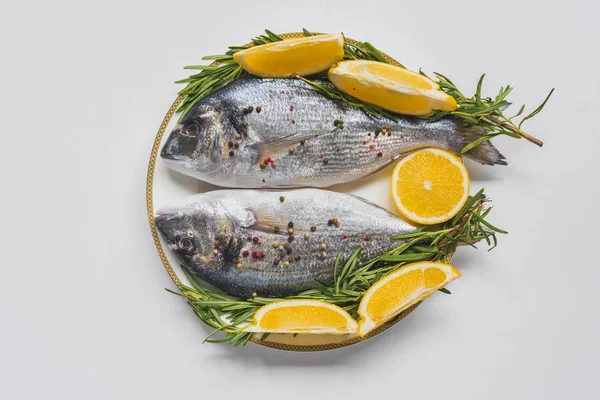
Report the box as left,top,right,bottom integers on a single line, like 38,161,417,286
182,121,201,137
178,237,195,251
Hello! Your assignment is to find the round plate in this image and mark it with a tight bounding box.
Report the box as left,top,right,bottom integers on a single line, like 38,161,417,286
146,33,448,351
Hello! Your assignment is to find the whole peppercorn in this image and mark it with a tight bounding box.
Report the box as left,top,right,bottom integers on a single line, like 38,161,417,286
256,106,262,113
288,235,294,243
271,162,277,168
294,255,301,261
288,228,294,234
228,141,234,147
244,106,254,114
323,159,329,165
286,247,292,254
288,221,294,228
259,162,266,169
242,250,249,257
300,140,305,145
304,233,310,239
273,259,280,266
288,147,295,154
284,261,290,266
234,143,239,148
236,263,242,269
274,226,280,233
252,237,259,243
235,133,242,140
310,226,317,232
288,256,294,263
229,151,234,157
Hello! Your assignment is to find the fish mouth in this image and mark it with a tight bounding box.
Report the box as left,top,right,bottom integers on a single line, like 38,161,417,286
160,142,185,161
160,147,182,161
160,128,187,162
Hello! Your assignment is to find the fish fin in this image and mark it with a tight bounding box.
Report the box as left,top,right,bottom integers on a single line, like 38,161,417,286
460,125,507,166
250,208,289,232
255,134,316,164
250,208,313,234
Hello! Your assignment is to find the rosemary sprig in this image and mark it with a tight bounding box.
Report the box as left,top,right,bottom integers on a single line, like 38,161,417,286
425,72,554,149
170,189,505,346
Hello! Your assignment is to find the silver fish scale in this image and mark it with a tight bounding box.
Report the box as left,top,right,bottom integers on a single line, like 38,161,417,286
163,78,481,188
155,189,416,297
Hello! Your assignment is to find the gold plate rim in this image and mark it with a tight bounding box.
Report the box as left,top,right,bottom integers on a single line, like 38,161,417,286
146,33,444,352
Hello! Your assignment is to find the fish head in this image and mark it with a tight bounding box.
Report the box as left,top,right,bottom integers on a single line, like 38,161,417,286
160,107,229,175
154,195,242,273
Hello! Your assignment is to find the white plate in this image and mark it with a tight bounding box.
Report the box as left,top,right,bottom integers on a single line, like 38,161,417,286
146,35,426,351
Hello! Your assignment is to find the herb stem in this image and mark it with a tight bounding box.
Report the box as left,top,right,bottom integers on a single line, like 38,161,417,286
490,116,544,147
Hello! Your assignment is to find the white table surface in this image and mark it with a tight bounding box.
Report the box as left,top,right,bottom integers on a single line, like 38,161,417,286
1,0,599,398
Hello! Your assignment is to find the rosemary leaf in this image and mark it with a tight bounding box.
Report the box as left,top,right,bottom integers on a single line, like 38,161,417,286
518,88,555,129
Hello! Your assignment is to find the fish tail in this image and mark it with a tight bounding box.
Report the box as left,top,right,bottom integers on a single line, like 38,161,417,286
460,125,507,166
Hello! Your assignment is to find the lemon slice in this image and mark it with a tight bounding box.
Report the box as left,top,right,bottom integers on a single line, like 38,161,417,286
329,60,457,116
391,148,470,224
357,261,460,337
233,33,344,78
243,299,358,334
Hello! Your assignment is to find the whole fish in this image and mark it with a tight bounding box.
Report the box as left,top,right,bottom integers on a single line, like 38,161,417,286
161,78,506,188
155,189,416,297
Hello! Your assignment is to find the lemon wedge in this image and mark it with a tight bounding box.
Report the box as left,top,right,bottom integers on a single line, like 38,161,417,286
233,33,344,78
244,299,358,335
329,60,457,116
357,261,461,337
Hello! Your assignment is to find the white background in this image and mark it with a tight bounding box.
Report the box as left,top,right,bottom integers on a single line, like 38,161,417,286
1,0,599,398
